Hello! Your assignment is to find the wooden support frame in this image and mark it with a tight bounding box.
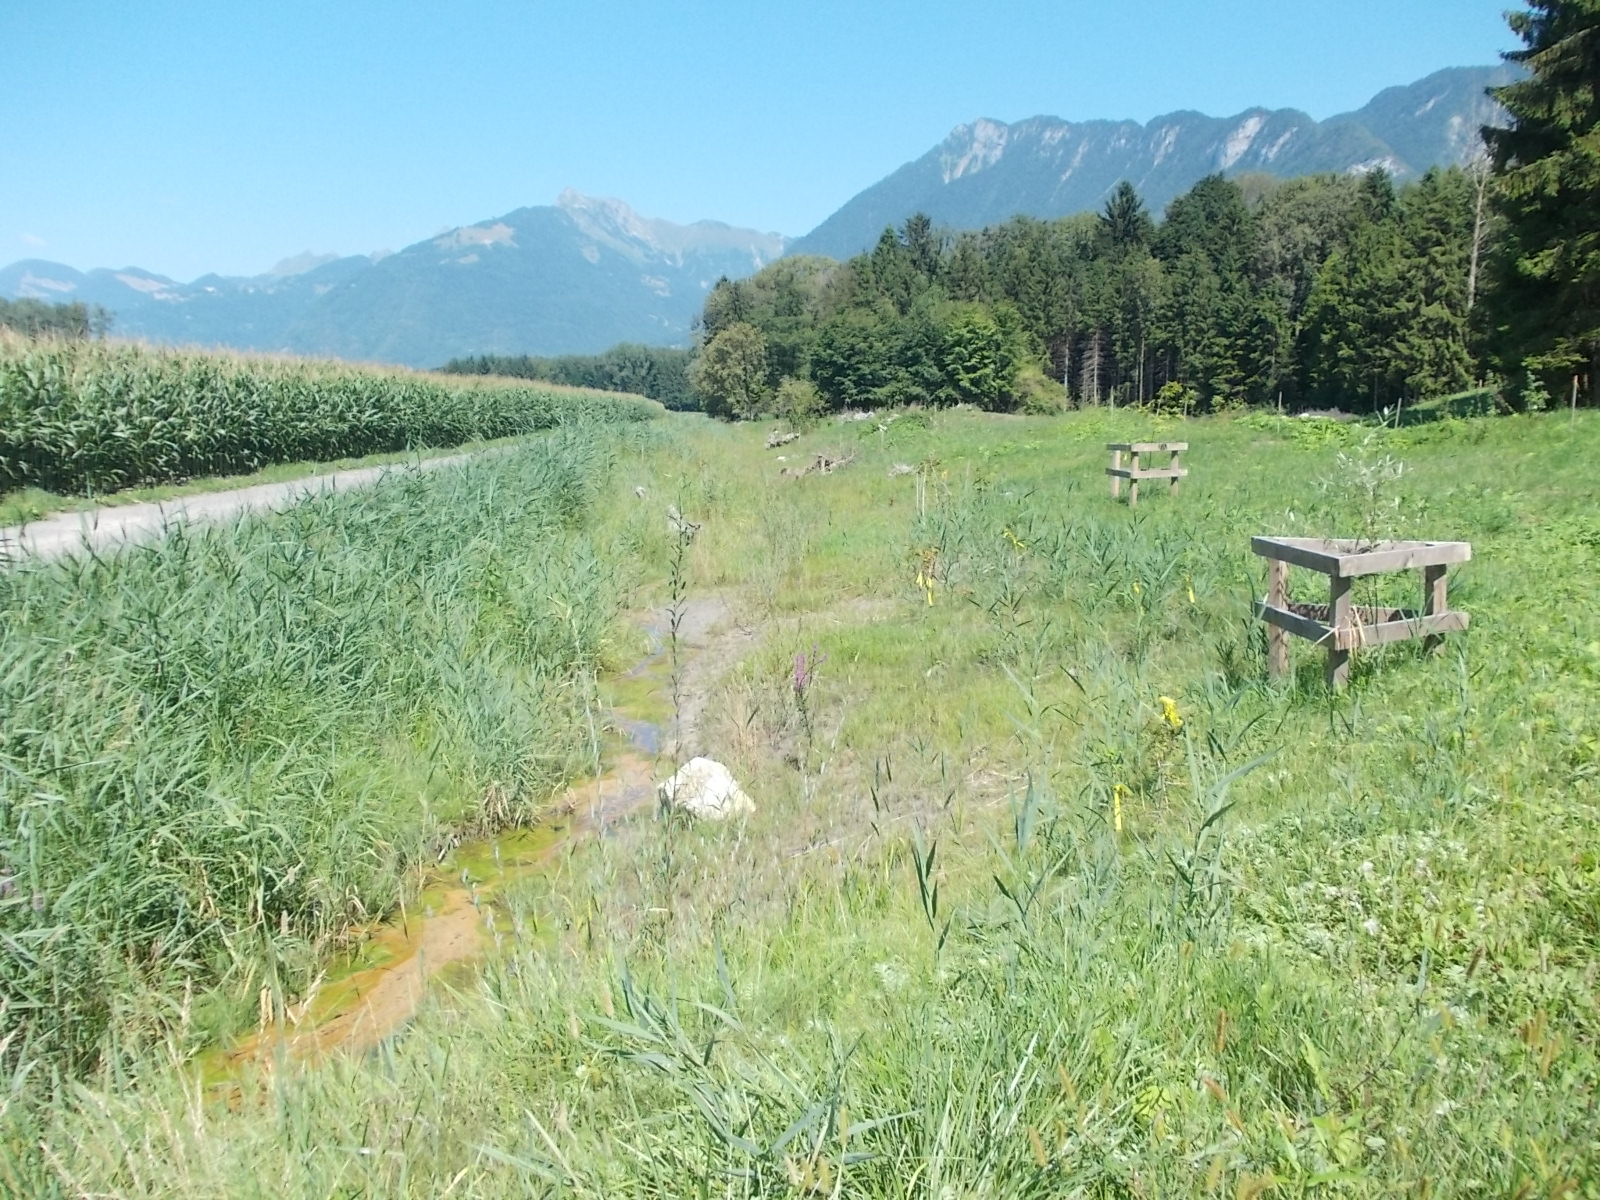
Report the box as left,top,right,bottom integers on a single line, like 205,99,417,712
1251,536,1471,688
1106,442,1187,507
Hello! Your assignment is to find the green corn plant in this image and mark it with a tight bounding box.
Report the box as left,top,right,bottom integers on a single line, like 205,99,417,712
0,332,661,496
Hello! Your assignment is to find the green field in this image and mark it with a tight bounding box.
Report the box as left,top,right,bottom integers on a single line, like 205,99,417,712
2,404,1597,1195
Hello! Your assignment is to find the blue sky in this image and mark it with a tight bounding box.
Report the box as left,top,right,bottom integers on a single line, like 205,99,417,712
5,0,1515,281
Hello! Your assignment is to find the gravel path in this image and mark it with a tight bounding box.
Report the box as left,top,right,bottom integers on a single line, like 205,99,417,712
0,451,478,563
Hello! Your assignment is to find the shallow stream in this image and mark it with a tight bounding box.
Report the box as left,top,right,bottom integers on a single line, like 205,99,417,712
206,613,686,1080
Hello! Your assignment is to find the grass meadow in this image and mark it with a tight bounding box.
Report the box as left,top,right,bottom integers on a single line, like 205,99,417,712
2,404,1597,1195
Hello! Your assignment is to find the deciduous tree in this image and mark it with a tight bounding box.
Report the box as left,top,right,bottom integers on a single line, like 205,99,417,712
689,322,770,419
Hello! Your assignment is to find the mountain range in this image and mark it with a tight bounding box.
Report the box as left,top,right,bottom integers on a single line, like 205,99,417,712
792,66,1516,259
2,65,1514,367
0,192,788,368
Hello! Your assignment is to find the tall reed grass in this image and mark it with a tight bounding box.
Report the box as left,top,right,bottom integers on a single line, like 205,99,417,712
0,427,641,1072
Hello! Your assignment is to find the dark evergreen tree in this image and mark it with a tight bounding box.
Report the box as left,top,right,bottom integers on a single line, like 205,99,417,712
1099,182,1154,254
901,212,944,282
942,235,988,302
1154,174,1253,273
868,228,920,316
1395,168,1476,397
811,308,899,408
1299,172,1415,409
1107,249,1166,405
1482,0,1600,400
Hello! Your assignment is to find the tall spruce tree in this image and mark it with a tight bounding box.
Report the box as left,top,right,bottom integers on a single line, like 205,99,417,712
1155,176,1259,406
1482,0,1600,400
1394,168,1475,398
1099,182,1154,254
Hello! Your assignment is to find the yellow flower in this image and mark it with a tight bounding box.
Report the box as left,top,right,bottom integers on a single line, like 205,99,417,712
1132,580,1142,596
1113,784,1129,832
915,549,938,605
1159,695,1183,731
1003,527,1028,553
1186,578,1196,605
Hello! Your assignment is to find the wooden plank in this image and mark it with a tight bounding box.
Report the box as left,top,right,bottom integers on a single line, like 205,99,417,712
1338,610,1469,650
1423,563,1447,654
1106,467,1189,480
1251,536,1472,578
1169,449,1182,496
1254,601,1335,645
1250,536,1343,575
1327,573,1351,688
1110,448,1121,498
1266,563,1289,678
1257,603,1469,653
1334,541,1472,577
1106,442,1187,452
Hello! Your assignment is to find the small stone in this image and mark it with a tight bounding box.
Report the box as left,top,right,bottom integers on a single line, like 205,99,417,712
657,757,754,821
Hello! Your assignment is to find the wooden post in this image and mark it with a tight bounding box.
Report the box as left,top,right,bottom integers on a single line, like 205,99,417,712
1423,564,1447,655
1110,448,1122,498
1128,449,1140,507
1267,558,1288,679
1169,447,1182,496
1327,573,1352,689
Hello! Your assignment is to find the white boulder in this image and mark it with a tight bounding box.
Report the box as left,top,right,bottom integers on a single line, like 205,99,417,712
657,757,754,821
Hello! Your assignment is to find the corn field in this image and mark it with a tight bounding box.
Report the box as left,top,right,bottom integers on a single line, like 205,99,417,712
0,334,662,495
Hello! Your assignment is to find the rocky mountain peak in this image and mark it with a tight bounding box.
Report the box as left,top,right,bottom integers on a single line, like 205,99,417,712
557,188,655,243
940,119,1012,183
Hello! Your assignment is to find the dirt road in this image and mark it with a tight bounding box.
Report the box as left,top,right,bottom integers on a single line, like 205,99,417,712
0,452,478,563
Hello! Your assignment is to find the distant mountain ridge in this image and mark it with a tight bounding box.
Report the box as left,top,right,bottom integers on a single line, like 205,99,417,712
791,66,1518,259
0,193,788,368
2,65,1515,365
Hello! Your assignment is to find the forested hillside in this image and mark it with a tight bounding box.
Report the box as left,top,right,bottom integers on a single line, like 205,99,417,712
692,168,1493,417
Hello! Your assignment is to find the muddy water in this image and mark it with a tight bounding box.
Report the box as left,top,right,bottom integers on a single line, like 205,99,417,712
208,618,685,1079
